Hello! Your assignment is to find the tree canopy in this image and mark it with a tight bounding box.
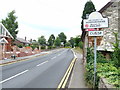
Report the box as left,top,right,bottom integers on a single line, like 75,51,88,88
58,32,67,46
48,34,55,46
38,36,46,46
54,37,61,47
1,10,19,39
69,37,75,48
81,1,96,41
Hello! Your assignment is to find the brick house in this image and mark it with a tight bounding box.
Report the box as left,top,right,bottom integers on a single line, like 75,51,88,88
14,37,31,46
0,23,14,60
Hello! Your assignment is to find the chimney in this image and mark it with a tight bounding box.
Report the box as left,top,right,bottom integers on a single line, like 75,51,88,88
30,39,32,42
25,37,26,41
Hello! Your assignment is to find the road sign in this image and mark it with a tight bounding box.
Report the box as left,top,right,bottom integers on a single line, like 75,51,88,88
84,18,108,29
83,12,108,29
83,12,109,88
88,31,103,36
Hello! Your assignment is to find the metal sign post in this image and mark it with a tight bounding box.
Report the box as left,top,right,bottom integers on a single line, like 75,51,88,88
94,36,97,87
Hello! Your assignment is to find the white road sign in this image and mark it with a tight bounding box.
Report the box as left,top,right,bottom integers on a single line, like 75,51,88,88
88,31,103,36
83,12,108,29
84,18,108,29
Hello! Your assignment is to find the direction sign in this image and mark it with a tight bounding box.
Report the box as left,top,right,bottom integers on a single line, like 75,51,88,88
88,31,103,36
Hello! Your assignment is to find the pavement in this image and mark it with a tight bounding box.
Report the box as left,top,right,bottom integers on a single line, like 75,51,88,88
68,49,88,88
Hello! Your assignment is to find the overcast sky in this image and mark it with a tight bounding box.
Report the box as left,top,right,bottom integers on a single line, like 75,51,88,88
0,0,110,40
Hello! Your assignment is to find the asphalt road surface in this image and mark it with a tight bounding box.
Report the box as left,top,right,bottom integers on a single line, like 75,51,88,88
1,48,74,88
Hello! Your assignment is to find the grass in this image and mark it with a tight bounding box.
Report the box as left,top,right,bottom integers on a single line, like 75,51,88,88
73,47,83,54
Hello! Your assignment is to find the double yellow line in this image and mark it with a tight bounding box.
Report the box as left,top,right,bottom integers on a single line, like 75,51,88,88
57,50,77,90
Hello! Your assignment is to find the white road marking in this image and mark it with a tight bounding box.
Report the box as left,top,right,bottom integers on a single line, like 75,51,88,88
51,56,56,60
0,70,29,84
36,61,48,66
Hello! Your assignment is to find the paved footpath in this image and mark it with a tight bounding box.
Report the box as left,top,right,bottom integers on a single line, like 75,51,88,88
68,50,88,88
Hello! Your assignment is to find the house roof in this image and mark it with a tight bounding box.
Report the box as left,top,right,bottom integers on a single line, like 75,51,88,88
99,0,119,13
0,23,14,39
16,37,30,44
0,38,8,44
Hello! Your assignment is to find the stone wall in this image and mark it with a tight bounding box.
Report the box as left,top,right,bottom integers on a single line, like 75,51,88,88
99,78,114,89
98,1,120,51
118,1,120,41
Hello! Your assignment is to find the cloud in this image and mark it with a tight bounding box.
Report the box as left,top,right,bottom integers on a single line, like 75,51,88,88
0,0,110,41
17,23,47,40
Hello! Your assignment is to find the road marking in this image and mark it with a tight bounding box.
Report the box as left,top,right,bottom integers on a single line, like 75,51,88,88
0,70,29,84
36,61,48,66
57,49,77,89
51,56,56,60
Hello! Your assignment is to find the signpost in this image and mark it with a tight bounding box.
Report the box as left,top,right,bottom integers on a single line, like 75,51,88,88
83,12,108,88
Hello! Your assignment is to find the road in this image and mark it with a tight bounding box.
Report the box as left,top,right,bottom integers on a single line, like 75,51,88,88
1,48,74,88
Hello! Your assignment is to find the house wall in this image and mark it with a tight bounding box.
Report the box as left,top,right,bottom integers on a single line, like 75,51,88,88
98,1,120,51
118,1,120,41
5,38,12,51
0,45,2,60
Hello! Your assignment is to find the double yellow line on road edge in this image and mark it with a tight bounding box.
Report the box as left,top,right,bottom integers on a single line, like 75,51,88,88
57,50,77,90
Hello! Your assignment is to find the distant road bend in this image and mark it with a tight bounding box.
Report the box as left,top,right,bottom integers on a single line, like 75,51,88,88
1,48,74,88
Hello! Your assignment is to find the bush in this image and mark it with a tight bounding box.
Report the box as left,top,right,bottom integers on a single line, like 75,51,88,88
30,44,39,50
78,41,83,49
85,47,119,88
41,46,46,49
97,63,119,88
48,46,52,49
17,44,23,48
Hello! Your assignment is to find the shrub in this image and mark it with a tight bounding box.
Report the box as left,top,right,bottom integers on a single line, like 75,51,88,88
17,44,23,48
78,41,83,49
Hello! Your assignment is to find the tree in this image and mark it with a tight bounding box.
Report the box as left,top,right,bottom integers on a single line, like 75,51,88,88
38,36,46,46
69,37,75,48
81,0,96,41
48,34,55,46
58,32,67,47
54,37,61,47
74,35,81,47
1,10,19,39
82,0,96,19
65,42,71,47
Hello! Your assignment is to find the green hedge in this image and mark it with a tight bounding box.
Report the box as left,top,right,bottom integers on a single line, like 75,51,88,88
85,47,119,88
